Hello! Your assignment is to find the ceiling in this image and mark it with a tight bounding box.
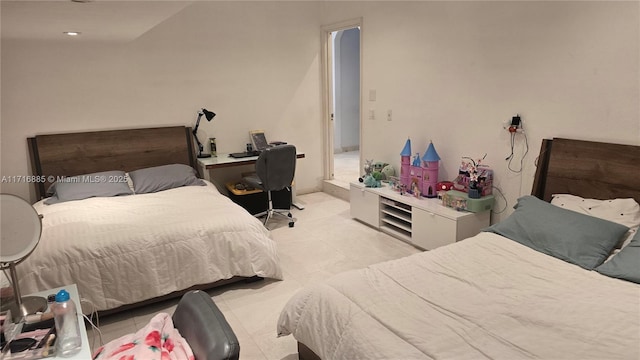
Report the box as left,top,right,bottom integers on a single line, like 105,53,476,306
1,0,194,42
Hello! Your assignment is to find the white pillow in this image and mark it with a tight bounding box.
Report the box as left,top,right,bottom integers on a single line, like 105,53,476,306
551,194,640,249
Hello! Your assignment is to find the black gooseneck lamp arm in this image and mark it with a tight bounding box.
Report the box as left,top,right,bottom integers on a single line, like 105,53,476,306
192,108,216,158
193,110,205,157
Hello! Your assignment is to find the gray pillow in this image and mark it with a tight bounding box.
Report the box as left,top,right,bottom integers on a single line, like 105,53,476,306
484,195,629,270
596,231,640,284
44,170,132,205
129,164,205,194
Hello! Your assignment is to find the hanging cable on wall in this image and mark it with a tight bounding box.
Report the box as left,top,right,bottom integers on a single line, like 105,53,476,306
490,185,508,214
504,114,529,173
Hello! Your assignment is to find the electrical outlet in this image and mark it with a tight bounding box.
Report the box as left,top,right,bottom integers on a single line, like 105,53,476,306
507,114,524,134
510,115,521,128
504,114,524,133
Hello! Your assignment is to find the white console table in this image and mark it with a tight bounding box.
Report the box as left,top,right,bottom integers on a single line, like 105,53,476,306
350,182,490,250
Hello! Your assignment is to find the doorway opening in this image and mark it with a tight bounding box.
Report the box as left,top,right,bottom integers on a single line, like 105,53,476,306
322,19,362,196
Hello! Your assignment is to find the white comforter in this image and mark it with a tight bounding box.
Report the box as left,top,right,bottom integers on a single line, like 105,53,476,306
19,181,282,312
278,232,640,360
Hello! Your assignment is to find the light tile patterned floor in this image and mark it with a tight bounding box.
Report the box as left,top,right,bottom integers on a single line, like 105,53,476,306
85,191,421,359
333,150,361,187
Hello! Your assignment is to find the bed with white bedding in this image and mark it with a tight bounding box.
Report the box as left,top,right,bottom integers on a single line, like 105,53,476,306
278,232,639,359
19,181,281,312
21,126,282,313
277,138,640,359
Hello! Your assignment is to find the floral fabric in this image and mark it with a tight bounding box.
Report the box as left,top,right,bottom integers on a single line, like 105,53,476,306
93,313,194,360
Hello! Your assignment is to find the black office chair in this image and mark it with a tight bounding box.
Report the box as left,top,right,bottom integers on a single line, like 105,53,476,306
242,145,297,228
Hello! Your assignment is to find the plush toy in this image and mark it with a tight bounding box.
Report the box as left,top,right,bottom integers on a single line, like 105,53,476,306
359,159,374,183
363,174,381,188
364,159,373,175
371,162,388,172
369,162,385,181
359,160,393,184
380,165,395,180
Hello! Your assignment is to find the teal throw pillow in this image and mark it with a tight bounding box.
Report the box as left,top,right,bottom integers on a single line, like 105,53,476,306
596,231,640,284
484,195,629,270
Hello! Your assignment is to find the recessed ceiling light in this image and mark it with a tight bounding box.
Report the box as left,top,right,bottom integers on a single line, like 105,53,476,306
64,32,81,36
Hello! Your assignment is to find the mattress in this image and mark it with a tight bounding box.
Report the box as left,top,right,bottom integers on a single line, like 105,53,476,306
277,232,640,359
18,181,282,312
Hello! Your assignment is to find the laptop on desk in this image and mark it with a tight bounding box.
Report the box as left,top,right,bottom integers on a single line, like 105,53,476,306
250,130,269,152
229,150,260,158
229,130,269,158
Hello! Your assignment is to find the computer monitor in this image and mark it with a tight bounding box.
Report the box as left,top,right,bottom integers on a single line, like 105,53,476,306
250,130,269,151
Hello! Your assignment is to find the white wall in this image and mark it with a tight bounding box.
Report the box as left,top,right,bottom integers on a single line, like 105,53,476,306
321,1,640,221
1,1,324,202
2,1,639,219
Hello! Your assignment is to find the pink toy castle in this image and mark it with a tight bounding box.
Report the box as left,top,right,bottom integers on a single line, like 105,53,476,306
421,142,441,198
400,139,412,191
400,139,441,198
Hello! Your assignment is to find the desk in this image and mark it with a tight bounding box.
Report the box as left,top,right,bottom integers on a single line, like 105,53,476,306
198,152,305,169
198,152,306,209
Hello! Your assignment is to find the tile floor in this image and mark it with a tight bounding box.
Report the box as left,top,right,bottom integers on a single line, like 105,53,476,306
332,150,360,187
85,191,421,359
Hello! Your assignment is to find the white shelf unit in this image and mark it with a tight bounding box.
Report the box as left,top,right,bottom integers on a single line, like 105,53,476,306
350,182,491,250
380,197,412,241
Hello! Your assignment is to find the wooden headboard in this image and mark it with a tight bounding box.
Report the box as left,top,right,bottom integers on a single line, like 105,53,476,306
532,138,640,204
28,126,198,200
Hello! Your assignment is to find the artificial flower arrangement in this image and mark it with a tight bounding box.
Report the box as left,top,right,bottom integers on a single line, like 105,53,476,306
457,154,487,199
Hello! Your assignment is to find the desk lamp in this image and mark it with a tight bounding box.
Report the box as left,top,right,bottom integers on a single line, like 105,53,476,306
0,194,48,322
192,108,216,158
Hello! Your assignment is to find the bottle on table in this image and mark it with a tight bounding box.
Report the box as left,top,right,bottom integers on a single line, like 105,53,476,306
210,137,217,157
52,289,82,357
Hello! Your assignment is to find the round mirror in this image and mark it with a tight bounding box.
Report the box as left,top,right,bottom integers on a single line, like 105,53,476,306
0,194,47,319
